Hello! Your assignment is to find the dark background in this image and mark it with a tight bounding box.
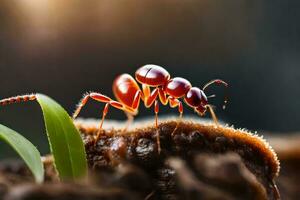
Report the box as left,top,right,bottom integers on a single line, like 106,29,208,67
0,0,300,158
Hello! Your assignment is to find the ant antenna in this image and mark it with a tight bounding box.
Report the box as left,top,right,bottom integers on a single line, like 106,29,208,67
203,79,229,110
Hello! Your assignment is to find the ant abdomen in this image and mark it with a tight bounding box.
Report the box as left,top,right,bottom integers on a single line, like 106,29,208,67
112,74,140,108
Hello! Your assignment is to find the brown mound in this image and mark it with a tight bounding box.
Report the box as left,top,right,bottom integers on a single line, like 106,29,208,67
77,119,280,199
0,119,280,200
268,134,300,200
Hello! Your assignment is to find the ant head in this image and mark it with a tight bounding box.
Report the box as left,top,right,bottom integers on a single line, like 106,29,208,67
184,87,208,114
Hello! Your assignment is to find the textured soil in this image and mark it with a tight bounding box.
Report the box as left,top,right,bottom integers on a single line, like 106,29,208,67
0,118,289,200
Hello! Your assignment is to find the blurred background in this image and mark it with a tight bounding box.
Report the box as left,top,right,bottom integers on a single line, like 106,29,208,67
0,0,299,158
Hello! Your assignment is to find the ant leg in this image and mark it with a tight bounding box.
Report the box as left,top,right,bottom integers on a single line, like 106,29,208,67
154,100,161,153
73,92,133,118
73,92,131,143
120,90,141,132
73,92,110,119
142,87,162,152
131,90,142,110
155,100,159,127
203,79,229,109
144,88,159,108
142,84,150,102
205,104,219,125
94,99,130,144
95,103,109,142
168,97,183,136
141,88,162,153
158,87,168,105
122,112,134,132
0,94,37,106
168,97,183,116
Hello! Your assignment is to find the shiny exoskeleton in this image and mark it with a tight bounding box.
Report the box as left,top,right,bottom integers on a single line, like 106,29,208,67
0,65,228,152
73,65,228,150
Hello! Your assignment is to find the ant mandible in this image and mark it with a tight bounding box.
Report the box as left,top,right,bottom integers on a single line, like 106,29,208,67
72,64,228,150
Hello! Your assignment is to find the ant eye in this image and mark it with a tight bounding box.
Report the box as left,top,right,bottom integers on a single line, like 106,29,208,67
184,87,202,107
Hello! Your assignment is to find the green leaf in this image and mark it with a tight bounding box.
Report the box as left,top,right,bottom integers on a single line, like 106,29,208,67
36,94,87,180
0,124,44,183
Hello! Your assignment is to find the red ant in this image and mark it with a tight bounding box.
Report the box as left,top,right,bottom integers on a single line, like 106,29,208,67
73,65,228,150
0,65,228,152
